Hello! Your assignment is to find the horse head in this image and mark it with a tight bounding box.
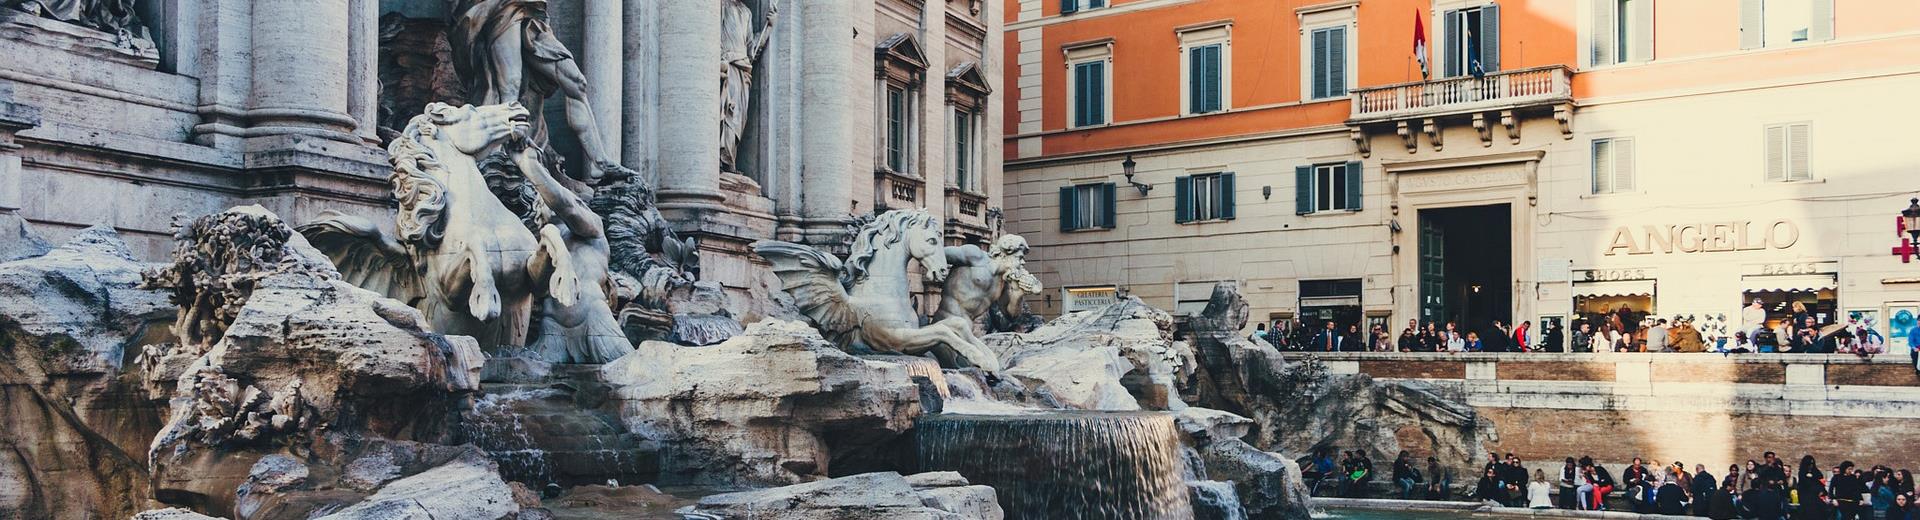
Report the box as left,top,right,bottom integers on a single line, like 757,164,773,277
409,102,532,156
844,210,948,286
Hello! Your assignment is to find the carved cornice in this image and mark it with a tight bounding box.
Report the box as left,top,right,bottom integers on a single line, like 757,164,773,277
875,33,930,85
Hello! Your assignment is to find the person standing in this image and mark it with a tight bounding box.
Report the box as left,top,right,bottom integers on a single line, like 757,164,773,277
1834,462,1868,520
1693,464,1719,516
1399,319,1420,352
1513,321,1533,353
1315,321,1342,352
1542,321,1564,353
1447,330,1467,353
1342,323,1365,352
1571,322,1594,354
1647,319,1671,353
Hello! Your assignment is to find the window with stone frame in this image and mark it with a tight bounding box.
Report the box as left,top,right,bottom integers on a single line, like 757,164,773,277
1064,39,1113,129
1179,22,1231,115
946,62,992,195
875,33,928,177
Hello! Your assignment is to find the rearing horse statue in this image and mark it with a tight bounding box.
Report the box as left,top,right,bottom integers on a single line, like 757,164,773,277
753,210,1003,371
300,102,578,350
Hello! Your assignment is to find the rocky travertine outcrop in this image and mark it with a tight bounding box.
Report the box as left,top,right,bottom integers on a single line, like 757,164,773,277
310,447,525,520
601,319,922,486
980,297,1194,410
140,206,487,517
0,225,173,520
133,507,228,520
1175,409,1312,520
677,471,1004,520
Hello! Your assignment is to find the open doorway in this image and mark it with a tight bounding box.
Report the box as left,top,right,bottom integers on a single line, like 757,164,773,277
1417,204,1513,338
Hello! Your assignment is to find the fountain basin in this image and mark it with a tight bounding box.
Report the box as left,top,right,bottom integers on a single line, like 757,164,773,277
916,411,1191,520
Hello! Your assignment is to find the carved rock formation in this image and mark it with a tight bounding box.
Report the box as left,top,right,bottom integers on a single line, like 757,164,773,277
140,206,486,517
676,471,1003,520
1174,408,1312,520
601,319,922,486
0,225,173,520
981,297,1195,410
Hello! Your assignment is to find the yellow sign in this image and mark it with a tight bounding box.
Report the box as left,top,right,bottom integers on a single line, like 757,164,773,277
1604,220,1798,256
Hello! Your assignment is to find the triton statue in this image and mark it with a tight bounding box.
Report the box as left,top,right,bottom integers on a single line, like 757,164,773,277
934,234,1043,337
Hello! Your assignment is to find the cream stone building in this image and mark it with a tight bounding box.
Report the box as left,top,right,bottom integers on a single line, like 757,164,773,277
1002,0,1920,347
0,0,1005,303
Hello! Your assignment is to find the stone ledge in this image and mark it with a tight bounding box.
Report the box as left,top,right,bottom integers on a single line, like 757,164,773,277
1292,351,1912,366
1316,497,1704,520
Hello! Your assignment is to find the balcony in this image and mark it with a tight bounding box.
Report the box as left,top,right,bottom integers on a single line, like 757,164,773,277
1345,65,1574,155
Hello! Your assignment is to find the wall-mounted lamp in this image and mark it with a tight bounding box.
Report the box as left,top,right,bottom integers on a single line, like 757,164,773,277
1471,284,1483,293
1122,154,1152,196
1903,197,1920,243
1262,185,1272,200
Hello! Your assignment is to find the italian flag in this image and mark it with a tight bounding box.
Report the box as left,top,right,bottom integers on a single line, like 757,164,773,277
1414,10,1429,79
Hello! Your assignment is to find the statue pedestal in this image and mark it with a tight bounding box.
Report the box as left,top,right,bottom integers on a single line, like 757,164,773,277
658,170,779,314
0,14,158,69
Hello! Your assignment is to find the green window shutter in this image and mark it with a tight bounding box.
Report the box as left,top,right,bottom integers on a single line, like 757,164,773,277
1343,161,1363,211
1174,175,1194,223
1100,183,1117,228
1480,5,1501,73
1310,30,1328,98
1059,186,1078,231
1088,0,1104,8
1072,64,1088,126
1060,0,1077,15
1295,165,1314,215
1187,49,1204,114
1630,0,1654,62
1810,0,1835,42
1089,62,1106,125
1205,46,1222,111
1219,173,1237,220
1328,27,1347,96
1444,11,1463,77
1739,0,1763,49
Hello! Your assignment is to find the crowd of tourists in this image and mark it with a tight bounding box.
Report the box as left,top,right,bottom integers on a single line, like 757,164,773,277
1255,300,1912,361
1305,448,1920,520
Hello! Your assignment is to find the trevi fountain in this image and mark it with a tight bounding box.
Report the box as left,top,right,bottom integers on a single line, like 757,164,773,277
0,0,1496,518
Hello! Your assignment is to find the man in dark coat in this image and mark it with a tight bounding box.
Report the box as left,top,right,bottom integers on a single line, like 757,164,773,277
1692,464,1719,516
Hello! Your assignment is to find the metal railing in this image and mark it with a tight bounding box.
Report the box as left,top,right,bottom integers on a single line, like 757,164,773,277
1349,65,1572,121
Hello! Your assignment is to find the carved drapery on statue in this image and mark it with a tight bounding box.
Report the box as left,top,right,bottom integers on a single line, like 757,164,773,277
4,0,154,53
753,210,1003,371
446,0,633,184
719,0,775,173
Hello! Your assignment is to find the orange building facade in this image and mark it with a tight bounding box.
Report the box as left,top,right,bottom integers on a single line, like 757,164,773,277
1001,0,1920,350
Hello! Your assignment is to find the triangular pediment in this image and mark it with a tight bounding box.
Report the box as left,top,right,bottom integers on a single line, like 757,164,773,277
946,62,992,96
876,33,929,70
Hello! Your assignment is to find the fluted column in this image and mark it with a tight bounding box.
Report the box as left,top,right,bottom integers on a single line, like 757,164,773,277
798,0,853,236
584,0,623,161
346,0,378,142
656,0,724,209
245,0,358,143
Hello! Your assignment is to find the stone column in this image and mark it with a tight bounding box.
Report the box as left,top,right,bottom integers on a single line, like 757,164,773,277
246,0,358,143
622,0,658,177
584,0,623,161
346,0,379,142
655,0,724,210
797,0,853,238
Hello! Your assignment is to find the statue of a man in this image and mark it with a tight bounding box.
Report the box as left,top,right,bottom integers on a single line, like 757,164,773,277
935,235,1043,331
719,0,776,173
448,0,634,184
508,140,629,363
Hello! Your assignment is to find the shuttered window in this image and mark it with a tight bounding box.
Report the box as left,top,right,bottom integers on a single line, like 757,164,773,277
1591,0,1654,66
1059,183,1117,231
1309,26,1347,100
1442,6,1500,77
1764,123,1812,182
1175,173,1236,223
1591,137,1637,194
953,109,975,192
1743,0,1834,49
1059,0,1105,15
1295,162,1362,214
1071,61,1107,128
886,87,908,173
1187,44,1224,114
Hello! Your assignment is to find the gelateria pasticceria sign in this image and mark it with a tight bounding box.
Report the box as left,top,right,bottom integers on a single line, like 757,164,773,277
1604,220,1799,256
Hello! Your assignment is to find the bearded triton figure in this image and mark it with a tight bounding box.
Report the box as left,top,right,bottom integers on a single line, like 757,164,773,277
935,235,1043,337
447,0,634,184
719,0,776,172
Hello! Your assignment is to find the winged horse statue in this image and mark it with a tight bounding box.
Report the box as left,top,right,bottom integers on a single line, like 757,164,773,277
752,210,1003,371
299,102,578,350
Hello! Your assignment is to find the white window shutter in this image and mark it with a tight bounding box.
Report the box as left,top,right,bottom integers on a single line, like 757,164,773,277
1739,0,1764,49
1591,0,1616,66
1631,0,1654,62
1614,139,1636,192
1764,125,1786,181
1592,139,1613,194
1788,124,1810,180
1810,0,1835,42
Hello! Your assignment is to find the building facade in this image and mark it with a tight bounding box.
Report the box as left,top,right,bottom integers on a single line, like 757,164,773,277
0,0,1005,310
1002,0,1920,348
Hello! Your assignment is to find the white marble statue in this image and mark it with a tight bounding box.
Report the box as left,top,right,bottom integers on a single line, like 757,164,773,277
506,142,632,363
300,102,581,351
753,210,1003,371
934,234,1043,338
447,0,634,184
719,0,776,173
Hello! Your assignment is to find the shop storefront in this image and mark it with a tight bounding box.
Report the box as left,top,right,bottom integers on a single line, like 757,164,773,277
1739,261,1840,329
1570,268,1656,330
1299,279,1363,333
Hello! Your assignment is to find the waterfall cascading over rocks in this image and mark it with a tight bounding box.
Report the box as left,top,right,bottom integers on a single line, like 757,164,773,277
915,411,1192,520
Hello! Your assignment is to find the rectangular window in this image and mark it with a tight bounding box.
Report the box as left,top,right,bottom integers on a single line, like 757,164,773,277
1743,0,1833,49
1591,0,1653,66
1591,137,1637,194
1308,26,1347,100
1174,281,1221,316
1059,183,1117,231
1071,60,1107,127
1295,162,1363,214
1059,0,1106,15
886,87,907,172
953,109,975,191
1175,172,1236,223
1186,43,1224,114
1764,123,1812,182
1443,5,1500,77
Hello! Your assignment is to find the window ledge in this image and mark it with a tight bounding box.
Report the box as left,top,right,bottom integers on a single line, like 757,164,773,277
1298,209,1362,217
1301,96,1348,105
1754,178,1826,187
1178,218,1234,225
1579,191,1646,199
1065,226,1114,233
1580,60,1655,72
